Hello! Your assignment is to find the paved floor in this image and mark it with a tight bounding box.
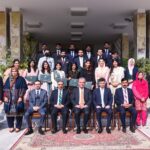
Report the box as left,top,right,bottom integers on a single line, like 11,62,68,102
0,101,150,150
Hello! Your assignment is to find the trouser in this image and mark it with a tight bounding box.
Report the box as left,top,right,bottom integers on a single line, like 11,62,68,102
51,107,69,130
74,107,90,129
117,106,137,128
136,110,147,125
95,107,112,128
7,116,23,129
25,108,46,128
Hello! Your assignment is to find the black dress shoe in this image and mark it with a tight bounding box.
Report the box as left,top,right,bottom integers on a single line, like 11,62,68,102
106,128,111,134
130,127,135,133
122,128,126,133
51,129,57,134
98,127,103,133
25,128,33,135
38,127,45,135
76,128,81,134
83,128,88,134
63,129,67,134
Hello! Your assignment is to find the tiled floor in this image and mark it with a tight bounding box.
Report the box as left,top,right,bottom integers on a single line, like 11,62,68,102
0,101,150,150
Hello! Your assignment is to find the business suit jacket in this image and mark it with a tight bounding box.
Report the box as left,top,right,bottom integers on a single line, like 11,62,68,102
125,67,138,81
71,87,92,107
93,55,106,68
50,89,69,108
73,56,87,69
52,52,61,64
93,88,112,108
114,87,135,107
0,76,3,101
67,52,77,63
57,57,70,74
29,89,48,110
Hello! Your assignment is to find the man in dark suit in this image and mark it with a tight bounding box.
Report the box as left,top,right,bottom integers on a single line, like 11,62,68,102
50,80,69,134
73,49,87,71
57,50,70,75
114,78,137,133
84,45,94,60
0,76,3,105
67,43,77,63
93,49,106,68
93,78,113,134
25,80,48,135
52,43,62,64
36,43,48,62
71,77,92,134
103,42,112,68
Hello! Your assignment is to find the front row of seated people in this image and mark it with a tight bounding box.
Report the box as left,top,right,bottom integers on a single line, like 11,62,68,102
24,76,137,135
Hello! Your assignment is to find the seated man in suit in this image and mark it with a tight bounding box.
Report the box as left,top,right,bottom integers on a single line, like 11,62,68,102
71,77,92,134
93,78,113,134
25,80,48,135
114,78,137,133
50,80,69,134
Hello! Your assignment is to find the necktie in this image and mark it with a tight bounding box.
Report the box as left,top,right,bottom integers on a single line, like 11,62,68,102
123,89,128,104
79,89,85,105
58,90,62,105
36,90,40,106
101,89,105,108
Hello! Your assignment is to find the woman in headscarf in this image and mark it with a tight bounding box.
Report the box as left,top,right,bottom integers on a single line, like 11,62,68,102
3,67,27,132
132,72,149,126
125,58,138,88
3,59,24,84
95,58,110,87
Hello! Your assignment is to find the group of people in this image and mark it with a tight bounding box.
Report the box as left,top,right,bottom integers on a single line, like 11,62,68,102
0,42,149,136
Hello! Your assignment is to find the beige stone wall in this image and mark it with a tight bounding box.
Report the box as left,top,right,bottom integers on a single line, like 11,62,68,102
10,11,22,60
0,11,7,64
133,10,146,59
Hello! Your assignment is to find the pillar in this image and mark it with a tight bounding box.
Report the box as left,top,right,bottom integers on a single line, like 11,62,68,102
146,10,150,58
121,33,129,59
10,9,23,60
133,9,146,59
0,8,8,64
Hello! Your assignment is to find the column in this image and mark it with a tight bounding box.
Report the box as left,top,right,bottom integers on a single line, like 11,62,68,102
10,9,23,60
146,10,150,58
133,9,146,59
0,8,8,64
121,33,129,59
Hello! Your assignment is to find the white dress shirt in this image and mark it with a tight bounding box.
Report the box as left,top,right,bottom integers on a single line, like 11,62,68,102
79,57,84,68
87,52,91,59
100,88,105,108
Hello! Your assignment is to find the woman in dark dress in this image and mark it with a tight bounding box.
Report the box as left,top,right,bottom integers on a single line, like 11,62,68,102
68,63,80,80
80,60,95,89
4,67,27,132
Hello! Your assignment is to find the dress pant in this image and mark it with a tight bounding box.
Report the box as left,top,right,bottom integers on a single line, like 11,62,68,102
95,107,112,128
117,106,137,128
25,107,46,128
74,107,90,129
7,116,23,129
51,107,69,130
